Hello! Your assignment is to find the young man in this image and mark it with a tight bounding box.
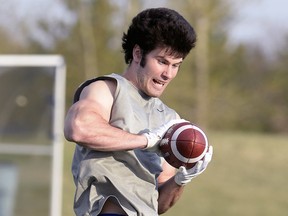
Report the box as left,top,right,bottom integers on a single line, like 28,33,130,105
64,8,213,216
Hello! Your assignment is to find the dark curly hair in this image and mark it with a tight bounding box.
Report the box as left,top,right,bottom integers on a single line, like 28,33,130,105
122,8,197,66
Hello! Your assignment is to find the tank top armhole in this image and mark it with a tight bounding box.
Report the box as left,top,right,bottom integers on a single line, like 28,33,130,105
73,75,119,103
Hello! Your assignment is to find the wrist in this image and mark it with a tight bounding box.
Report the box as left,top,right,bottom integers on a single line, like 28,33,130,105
142,132,160,149
174,166,192,186
174,177,182,186
142,133,149,149
174,175,187,186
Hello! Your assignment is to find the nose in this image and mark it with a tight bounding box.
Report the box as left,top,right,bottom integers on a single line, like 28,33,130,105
162,65,174,80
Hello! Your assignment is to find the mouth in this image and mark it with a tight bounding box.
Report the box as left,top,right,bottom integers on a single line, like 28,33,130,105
153,79,165,87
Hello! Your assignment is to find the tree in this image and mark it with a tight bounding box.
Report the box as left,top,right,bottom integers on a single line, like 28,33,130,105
77,0,98,79
56,0,122,103
165,0,232,130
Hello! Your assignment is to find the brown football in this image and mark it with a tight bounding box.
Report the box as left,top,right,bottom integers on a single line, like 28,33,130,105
159,122,209,169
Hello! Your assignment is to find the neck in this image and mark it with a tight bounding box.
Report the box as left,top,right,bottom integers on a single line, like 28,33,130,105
122,63,138,86
122,67,151,100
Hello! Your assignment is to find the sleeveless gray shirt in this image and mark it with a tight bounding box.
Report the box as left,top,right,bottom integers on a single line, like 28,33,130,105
71,74,178,216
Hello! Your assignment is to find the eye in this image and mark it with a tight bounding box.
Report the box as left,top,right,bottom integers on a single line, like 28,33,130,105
158,59,166,65
172,63,181,68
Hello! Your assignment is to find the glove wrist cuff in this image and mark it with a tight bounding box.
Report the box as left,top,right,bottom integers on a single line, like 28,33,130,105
143,133,150,149
174,177,184,186
174,175,189,186
143,132,160,149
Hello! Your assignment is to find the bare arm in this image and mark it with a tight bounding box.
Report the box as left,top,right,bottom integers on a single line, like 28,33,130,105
157,146,214,214
157,161,185,214
64,80,147,151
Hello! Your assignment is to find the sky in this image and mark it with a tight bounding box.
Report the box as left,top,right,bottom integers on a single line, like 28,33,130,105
0,0,76,48
227,0,288,54
0,0,287,54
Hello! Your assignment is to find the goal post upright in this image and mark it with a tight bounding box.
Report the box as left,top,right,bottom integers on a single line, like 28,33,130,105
0,55,66,216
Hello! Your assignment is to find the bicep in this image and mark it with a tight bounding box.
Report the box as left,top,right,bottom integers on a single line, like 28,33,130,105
79,80,116,121
64,80,116,139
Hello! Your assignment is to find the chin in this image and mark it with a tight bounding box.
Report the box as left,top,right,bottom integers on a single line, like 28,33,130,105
145,87,165,98
150,92,163,98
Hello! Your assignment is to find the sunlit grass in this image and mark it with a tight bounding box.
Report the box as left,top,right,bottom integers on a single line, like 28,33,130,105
62,131,288,216
62,142,75,216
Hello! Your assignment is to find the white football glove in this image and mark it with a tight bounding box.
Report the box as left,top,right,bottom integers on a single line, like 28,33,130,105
143,119,188,154
174,145,213,186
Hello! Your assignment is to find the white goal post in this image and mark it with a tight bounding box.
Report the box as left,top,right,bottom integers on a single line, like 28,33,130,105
0,55,66,216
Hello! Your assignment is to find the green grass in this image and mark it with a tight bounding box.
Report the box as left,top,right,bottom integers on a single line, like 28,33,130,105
62,131,288,216
0,155,51,216
62,142,75,216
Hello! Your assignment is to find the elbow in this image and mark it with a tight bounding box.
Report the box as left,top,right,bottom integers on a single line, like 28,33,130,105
64,127,73,142
158,196,172,214
64,124,77,142
158,204,170,215
64,119,83,143
158,208,166,215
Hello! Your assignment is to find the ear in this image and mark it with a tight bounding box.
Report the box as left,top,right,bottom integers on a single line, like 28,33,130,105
132,45,142,63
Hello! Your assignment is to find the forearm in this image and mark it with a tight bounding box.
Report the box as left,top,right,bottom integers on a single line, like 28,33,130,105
66,123,146,151
158,177,185,214
64,103,147,151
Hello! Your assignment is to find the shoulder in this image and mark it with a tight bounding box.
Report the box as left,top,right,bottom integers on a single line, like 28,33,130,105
72,77,117,121
74,74,119,103
79,79,116,101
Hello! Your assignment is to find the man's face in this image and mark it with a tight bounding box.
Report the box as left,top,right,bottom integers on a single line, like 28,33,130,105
135,47,183,97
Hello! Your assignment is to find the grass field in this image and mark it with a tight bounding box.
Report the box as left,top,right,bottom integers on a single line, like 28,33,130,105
62,131,288,216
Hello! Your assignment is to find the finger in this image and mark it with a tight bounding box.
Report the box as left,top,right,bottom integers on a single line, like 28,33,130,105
193,160,203,174
208,145,213,158
187,163,197,174
179,166,187,175
202,158,210,168
207,145,213,160
202,151,212,167
205,145,213,160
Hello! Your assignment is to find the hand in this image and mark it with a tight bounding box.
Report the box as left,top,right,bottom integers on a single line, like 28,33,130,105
174,145,213,186
143,119,188,154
